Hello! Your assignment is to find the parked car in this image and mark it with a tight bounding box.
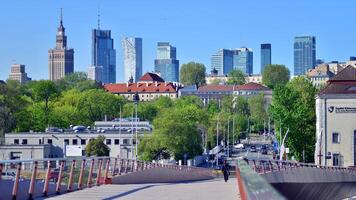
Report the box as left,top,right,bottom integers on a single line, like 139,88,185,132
250,145,256,152
234,143,244,149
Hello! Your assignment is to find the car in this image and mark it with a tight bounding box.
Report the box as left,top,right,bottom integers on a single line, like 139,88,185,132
1,171,16,180
234,143,244,149
250,146,256,152
261,145,268,155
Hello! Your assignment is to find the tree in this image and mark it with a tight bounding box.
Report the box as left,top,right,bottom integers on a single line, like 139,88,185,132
262,64,290,89
180,62,206,87
86,136,110,156
269,76,316,162
55,72,100,92
248,94,268,132
227,69,246,85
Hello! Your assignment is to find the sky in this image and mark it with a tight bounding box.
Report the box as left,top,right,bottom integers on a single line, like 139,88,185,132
1,0,356,82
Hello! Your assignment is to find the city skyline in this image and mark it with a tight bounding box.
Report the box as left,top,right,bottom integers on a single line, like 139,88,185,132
1,0,356,81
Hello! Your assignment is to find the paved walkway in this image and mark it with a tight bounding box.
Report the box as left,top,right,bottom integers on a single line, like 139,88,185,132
46,178,240,200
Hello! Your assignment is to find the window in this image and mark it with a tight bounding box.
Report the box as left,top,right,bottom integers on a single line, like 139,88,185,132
123,139,129,145
72,139,78,145
114,139,120,145
22,139,28,145
106,139,112,145
47,139,53,144
333,153,340,166
81,139,86,145
332,133,340,143
14,139,19,144
64,139,69,145
39,139,42,144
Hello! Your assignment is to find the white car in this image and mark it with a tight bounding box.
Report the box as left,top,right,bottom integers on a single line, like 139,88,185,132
234,143,244,149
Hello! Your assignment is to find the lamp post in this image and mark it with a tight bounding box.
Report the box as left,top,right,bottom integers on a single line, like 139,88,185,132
133,92,140,160
216,112,221,167
119,105,122,158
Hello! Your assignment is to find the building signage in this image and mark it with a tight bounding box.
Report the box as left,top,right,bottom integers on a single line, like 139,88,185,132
328,106,356,113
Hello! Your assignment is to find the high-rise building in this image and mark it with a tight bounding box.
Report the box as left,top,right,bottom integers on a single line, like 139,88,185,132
8,64,30,84
261,44,271,73
211,49,234,75
122,37,142,82
88,65,103,82
294,36,316,76
92,29,116,84
154,42,179,82
232,47,253,75
48,9,74,81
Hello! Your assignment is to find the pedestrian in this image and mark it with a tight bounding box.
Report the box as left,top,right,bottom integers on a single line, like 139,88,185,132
221,160,230,182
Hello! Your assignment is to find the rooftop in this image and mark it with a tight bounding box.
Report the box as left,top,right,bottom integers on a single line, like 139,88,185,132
139,72,165,83
318,65,356,95
104,82,178,93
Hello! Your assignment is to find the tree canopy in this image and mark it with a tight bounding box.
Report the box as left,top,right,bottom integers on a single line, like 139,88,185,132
227,69,246,85
179,62,206,87
86,135,110,156
262,64,290,89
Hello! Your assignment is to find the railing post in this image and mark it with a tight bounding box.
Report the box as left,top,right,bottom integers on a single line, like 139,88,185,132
0,163,3,181
77,159,86,190
87,159,95,188
124,160,128,174
104,159,110,183
12,162,22,200
43,160,51,197
269,161,274,172
67,160,76,192
28,161,38,200
56,160,65,194
118,159,122,175
113,158,118,176
96,159,103,186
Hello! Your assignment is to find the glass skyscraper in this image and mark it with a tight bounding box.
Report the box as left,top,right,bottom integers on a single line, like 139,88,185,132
210,49,233,75
294,36,316,76
232,47,253,75
260,44,271,73
154,42,179,82
122,37,142,82
92,29,116,84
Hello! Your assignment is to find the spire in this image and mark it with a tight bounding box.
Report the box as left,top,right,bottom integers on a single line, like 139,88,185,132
97,6,100,29
60,8,63,26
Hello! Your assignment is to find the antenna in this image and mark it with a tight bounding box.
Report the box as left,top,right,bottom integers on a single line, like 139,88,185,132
97,6,100,29
60,8,63,26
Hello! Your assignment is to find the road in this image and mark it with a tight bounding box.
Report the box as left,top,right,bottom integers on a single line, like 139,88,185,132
45,178,240,200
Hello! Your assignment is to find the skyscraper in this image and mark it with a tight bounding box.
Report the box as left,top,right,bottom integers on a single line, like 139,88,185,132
232,47,253,75
48,9,74,81
92,29,116,84
87,65,103,82
261,44,271,73
154,42,179,82
294,36,316,76
210,49,233,75
122,37,142,82
8,64,30,84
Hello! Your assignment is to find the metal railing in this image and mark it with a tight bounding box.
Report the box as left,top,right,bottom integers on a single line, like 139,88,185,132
0,157,210,200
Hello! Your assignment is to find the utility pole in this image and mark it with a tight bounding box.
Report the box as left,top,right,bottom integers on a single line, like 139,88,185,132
232,117,235,146
119,106,121,158
216,113,220,167
227,118,230,157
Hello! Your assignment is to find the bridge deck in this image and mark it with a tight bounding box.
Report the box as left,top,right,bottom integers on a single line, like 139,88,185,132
46,178,240,200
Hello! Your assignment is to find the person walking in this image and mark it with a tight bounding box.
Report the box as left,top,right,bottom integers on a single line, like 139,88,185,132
221,160,230,182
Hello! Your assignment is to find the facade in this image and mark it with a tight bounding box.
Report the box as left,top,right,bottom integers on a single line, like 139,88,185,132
328,60,356,75
233,47,253,75
122,37,143,82
2,128,150,160
261,44,271,73
8,64,30,84
294,36,316,76
211,49,233,75
92,29,116,84
48,11,74,81
87,65,103,82
315,66,356,167
154,42,179,82
245,74,263,84
306,63,334,88
104,72,182,101
94,119,152,131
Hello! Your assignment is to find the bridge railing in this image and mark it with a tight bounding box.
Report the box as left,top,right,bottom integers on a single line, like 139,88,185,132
0,157,210,200
236,158,286,200
241,157,356,174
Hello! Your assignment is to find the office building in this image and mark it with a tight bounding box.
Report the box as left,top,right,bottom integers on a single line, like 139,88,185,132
122,37,143,82
261,44,271,73
48,9,74,81
154,42,179,82
232,47,253,75
211,49,234,75
294,36,316,76
8,64,30,84
315,66,356,167
87,65,103,82
92,29,116,84
306,63,334,88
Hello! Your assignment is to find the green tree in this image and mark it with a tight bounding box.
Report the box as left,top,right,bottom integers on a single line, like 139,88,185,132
55,72,100,92
269,76,316,162
262,64,290,89
227,69,246,85
86,136,110,156
180,62,206,87
248,94,268,131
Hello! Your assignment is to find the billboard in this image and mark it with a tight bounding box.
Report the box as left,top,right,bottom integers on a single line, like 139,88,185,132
65,145,83,157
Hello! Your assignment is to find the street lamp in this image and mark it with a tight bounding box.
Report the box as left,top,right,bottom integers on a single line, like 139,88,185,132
216,112,221,167
133,92,140,160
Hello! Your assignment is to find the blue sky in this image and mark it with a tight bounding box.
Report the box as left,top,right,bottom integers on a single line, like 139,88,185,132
1,0,356,82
